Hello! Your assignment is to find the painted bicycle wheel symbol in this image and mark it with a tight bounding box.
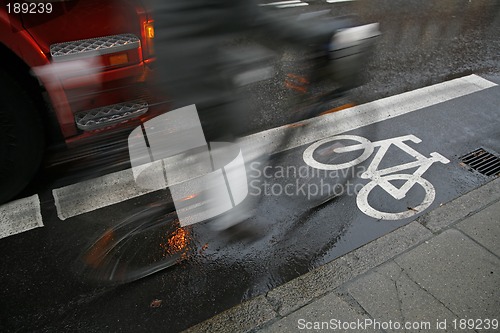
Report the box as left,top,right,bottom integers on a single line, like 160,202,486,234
303,134,450,220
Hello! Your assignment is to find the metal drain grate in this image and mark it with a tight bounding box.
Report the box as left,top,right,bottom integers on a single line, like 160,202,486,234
460,148,500,177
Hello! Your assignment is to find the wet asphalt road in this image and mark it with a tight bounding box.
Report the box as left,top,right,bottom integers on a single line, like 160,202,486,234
1,1,500,332
3,82,497,332
246,0,500,133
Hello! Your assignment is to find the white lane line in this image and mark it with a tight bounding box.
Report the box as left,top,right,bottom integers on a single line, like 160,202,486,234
326,0,355,3
259,0,308,8
51,74,496,220
240,74,497,161
259,0,301,5
0,195,43,239
276,3,308,8
53,161,167,220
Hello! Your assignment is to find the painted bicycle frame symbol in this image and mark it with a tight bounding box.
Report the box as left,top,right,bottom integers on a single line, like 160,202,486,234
303,134,450,220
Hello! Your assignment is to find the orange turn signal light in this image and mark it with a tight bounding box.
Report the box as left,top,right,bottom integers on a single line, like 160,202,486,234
108,53,129,66
145,23,155,39
144,21,155,56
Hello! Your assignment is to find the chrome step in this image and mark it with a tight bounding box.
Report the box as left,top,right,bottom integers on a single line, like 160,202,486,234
50,34,140,62
75,100,148,131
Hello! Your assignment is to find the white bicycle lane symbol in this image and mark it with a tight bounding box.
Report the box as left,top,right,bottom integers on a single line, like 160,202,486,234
303,134,450,220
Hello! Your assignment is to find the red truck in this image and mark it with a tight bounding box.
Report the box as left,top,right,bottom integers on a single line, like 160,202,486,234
0,0,163,203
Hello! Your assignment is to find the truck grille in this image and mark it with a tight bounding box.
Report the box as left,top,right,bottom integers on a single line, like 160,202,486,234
50,34,140,62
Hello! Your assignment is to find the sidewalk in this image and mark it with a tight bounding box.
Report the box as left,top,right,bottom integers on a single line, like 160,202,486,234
184,178,500,333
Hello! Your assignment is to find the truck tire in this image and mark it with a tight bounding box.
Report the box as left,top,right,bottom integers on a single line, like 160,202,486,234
0,69,44,204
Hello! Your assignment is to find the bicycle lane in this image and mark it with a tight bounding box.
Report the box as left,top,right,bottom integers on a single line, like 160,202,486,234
95,74,498,331
174,73,500,330
0,74,498,332
242,74,499,268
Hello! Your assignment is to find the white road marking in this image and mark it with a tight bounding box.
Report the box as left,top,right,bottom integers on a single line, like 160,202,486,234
1,74,496,225
53,163,167,220
303,134,450,220
259,0,308,8
0,195,43,239
276,3,308,8
357,174,436,220
260,0,301,5
303,134,373,170
240,74,497,161
326,0,355,3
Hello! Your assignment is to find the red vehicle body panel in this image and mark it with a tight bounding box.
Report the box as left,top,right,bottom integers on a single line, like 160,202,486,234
0,0,164,145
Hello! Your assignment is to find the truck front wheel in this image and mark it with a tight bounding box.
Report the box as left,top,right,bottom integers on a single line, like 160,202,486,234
0,69,44,204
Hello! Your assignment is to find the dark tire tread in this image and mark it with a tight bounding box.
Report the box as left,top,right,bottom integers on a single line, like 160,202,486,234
0,69,44,204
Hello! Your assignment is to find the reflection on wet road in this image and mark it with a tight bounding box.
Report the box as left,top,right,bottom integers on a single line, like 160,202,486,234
1,74,498,332
1,0,499,331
